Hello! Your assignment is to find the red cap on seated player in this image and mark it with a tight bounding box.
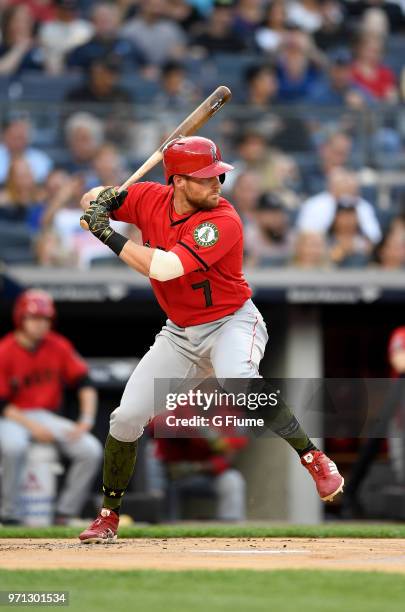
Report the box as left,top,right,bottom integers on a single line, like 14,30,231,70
163,136,234,184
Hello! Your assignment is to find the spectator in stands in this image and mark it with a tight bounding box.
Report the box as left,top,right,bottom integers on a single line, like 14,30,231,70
230,170,263,266
231,170,295,267
66,55,132,106
327,201,372,267
305,130,353,194
240,63,312,152
65,55,136,147
351,34,398,102
374,227,405,269
63,112,104,176
12,0,57,24
226,130,275,192
360,7,390,39
309,48,369,109
391,212,405,235
264,153,303,210
87,142,128,190
0,156,43,231
0,289,102,525
286,0,346,49
255,0,287,55
312,1,347,51
242,63,278,108
344,0,405,34
254,192,295,265
275,28,323,103
40,171,130,268
39,0,94,74
42,167,72,204
35,227,71,267
287,0,324,33
154,60,200,110
121,0,187,66
35,169,79,266
191,0,247,56
67,2,146,72
297,167,382,245
292,230,329,268
227,129,303,197
0,3,45,75
165,0,204,35
232,0,264,45
0,115,53,185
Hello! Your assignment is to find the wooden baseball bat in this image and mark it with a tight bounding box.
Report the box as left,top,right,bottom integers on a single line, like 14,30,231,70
80,85,232,230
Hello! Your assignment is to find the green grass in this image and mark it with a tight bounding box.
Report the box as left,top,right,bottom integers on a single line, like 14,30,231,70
2,522,405,539
0,569,404,612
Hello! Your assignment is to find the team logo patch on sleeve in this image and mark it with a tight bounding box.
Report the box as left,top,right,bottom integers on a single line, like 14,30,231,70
193,222,219,247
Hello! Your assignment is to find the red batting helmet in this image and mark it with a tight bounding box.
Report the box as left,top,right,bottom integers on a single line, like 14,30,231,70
13,289,56,329
388,326,405,355
163,136,234,184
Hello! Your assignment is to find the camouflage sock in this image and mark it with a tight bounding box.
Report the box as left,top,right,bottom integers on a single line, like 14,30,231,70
247,380,318,456
264,397,317,455
102,434,138,511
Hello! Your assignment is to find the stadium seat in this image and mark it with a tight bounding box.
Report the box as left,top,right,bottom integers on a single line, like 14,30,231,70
0,222,34,264
385,35,405,77
119,74,160,104
0,77,11,101
19,72,85,102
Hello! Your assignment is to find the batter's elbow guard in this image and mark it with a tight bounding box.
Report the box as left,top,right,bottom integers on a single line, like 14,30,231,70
149,249,184,281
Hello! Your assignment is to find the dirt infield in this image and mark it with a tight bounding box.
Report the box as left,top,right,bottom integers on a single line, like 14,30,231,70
1,538,405,573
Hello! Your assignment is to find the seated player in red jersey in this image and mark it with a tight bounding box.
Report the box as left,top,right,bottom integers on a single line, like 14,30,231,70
78,136,344,543
0,289,102,525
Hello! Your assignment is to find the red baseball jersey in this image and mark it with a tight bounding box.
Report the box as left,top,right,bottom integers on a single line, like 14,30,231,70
111,182,252,326
0,331,88,411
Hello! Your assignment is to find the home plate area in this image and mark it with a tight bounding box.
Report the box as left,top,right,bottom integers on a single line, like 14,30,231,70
1,538,405,573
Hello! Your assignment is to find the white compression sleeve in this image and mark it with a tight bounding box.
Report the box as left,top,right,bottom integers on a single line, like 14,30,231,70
149,249,184,281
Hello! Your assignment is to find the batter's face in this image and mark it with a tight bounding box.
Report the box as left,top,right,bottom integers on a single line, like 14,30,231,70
174,175,221,212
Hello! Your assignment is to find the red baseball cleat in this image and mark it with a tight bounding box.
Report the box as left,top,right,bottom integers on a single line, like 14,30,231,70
301,450,344,501
79,508,119,544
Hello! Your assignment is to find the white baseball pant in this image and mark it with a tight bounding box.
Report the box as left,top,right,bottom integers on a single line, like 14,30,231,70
110,299,268,443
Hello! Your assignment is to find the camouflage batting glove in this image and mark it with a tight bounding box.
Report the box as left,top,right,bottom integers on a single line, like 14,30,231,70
80,201,115,244
95,186,128,212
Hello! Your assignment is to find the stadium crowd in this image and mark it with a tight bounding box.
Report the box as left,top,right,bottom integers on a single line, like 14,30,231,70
0,0,405,270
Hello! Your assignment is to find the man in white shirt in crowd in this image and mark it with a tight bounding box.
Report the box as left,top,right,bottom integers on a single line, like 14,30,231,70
297,167,382,245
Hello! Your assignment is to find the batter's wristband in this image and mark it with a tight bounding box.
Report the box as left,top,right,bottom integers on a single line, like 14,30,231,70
105,231,129,256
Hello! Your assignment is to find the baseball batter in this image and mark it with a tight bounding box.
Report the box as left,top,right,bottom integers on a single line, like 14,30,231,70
78,136,344,543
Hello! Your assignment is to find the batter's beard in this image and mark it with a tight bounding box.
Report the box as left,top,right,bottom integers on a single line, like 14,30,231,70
186,193,220,210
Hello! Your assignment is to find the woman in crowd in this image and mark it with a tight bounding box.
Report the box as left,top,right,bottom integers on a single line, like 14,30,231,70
0,3,45,75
